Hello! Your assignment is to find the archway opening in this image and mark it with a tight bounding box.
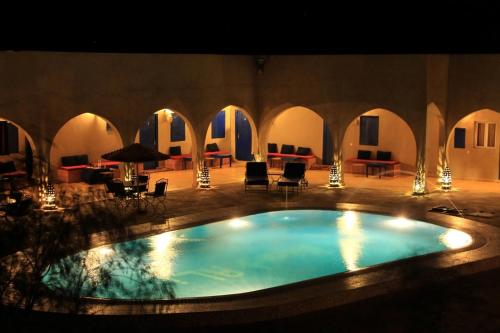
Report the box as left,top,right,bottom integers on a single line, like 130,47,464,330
342,108,417,190
134,108,196,191
0,117,37,184
50,113,123,183
447,109,500,181
202,106,258,187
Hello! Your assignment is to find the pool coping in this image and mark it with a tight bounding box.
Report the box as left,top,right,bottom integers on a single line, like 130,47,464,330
26,202,500,325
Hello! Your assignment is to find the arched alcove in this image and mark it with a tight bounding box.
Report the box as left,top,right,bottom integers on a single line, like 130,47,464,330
265,106,328,167
0,117,37,180
50,113,123,170
134,108,197,190
446,109,500,181
342,108,417,175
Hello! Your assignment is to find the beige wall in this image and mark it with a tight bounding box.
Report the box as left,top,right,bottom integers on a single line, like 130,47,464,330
157,111,193,155
134,110,193,155
342,109,417,171
50,113,123,168
204,106,259,161
205,107,234,154
267,106,323,159
425,104,442,177
447,109,500,181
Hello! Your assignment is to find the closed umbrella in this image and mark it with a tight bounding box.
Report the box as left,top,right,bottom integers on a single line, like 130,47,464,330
102,143,170,211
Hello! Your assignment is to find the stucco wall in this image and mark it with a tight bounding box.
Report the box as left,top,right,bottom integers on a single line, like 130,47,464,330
342,109,417,171
447,109,500,181
267,107,323,160
50,113,123,168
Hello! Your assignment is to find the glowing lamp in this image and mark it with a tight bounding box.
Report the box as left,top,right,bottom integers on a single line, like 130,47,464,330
412,167,426,195
329,163,342,187
41,183,57,210
198,165,211,188
441,166,452,191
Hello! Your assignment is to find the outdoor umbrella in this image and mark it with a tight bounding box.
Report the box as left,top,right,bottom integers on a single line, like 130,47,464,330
101,143,170,211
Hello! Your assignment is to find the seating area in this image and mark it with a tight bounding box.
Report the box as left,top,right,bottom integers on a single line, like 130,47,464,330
166,143,233,170
57,154,120,183
344,150,401,177
266,143,316,169
244,161,308,195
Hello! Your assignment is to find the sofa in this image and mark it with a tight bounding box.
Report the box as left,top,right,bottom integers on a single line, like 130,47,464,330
57,154,90,183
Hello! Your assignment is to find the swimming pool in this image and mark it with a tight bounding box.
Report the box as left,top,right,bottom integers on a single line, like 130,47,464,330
43,210,473,300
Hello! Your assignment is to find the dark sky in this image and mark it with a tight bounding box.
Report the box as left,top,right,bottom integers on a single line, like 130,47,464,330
2,2,500,54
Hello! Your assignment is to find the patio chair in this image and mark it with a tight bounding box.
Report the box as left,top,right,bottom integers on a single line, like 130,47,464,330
108,181,133,211
244,162,269,191
144,178,168,213
277,162,306,193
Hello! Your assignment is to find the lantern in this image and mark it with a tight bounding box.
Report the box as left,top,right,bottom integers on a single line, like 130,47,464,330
198,165,211,188
441,166,452,191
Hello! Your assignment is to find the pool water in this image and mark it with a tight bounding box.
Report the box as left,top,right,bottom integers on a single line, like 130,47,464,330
43,210,472,300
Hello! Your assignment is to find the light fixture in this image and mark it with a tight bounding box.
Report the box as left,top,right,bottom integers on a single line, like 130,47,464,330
441,166,452,191
41,183,57,210
412,167,426,195
198,165,211,188
328,161,342,187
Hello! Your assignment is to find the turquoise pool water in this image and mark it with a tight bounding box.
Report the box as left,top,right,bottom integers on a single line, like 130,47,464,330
43,210,472,300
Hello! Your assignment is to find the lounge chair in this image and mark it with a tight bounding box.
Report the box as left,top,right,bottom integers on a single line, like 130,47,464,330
244,162,269,191
277,162,306,192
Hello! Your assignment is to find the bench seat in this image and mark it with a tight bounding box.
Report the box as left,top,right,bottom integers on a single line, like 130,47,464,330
345,158,400,176
267,152,316,169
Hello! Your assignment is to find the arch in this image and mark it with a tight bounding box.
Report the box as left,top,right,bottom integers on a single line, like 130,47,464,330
0,117,38,156
262,106,331,165
50,113,124,170
0,117,38,180
341,108,417,175
446,109,500,181
134,107,198,189
203,105,259,160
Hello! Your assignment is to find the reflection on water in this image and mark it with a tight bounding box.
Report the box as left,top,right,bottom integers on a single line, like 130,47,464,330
440,229,473,249
84,246,114,283
337,211,363,271
149,233,178,279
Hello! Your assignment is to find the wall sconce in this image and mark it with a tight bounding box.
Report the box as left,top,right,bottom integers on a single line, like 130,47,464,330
441,166,452,191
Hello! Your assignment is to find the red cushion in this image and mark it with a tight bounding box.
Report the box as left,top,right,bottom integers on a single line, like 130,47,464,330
171,154,192,160
347,158,399,165
1,171,26,177
204,151,229,156
267,153,315,159
59,165,88,170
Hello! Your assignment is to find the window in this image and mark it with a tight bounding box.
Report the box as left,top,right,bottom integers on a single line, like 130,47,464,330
359,116,379,146
454,128,466,148
474,122,496,148
211,110,225,138
170,114,186,142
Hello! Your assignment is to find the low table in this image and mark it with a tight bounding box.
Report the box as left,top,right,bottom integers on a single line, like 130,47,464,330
366,162,387,179
213,154,232,168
